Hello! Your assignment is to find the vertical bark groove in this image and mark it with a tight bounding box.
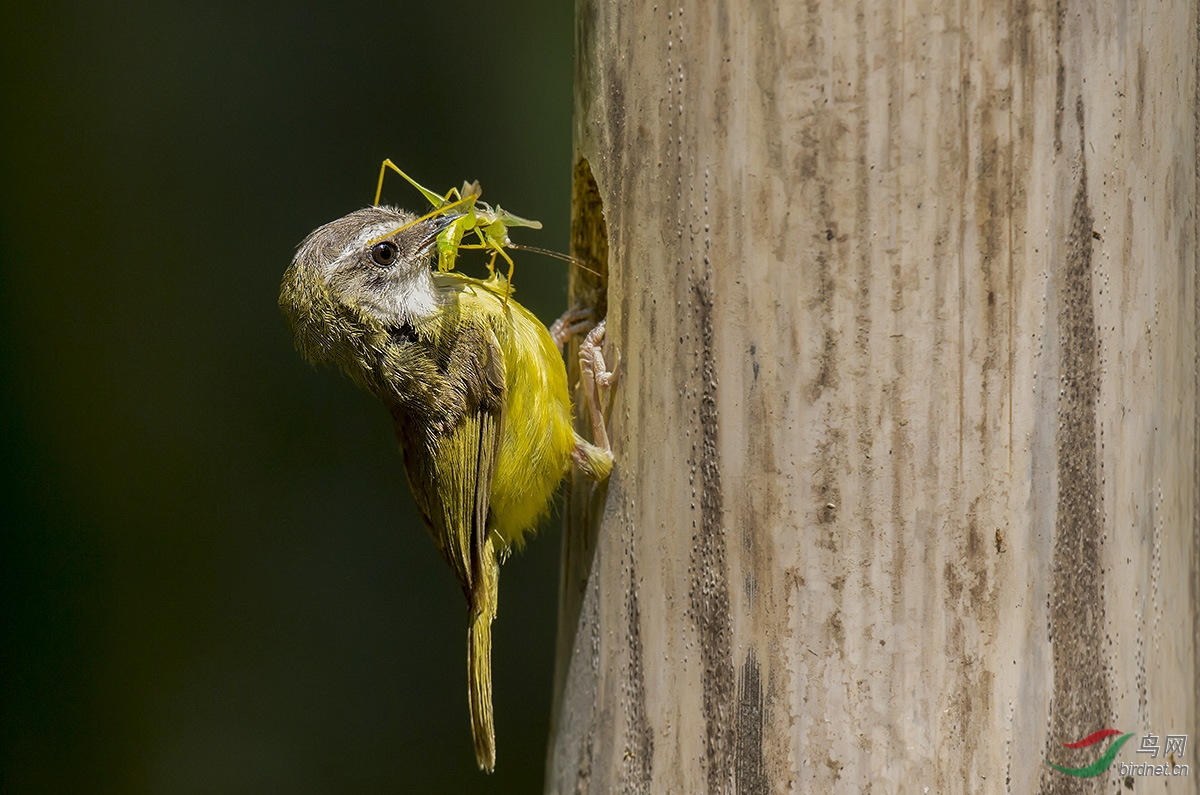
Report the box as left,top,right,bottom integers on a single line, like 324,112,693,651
1038,95,1113,795
688,275,735,794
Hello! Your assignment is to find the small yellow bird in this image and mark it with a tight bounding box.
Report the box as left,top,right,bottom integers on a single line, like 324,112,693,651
279,205,613,771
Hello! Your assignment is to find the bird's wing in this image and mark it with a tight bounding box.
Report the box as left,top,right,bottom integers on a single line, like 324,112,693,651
398,321,506,597
446,327,505,773
424,407,501,594
396,319,505,771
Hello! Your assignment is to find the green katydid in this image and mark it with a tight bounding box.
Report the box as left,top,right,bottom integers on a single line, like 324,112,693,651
371,159,546,295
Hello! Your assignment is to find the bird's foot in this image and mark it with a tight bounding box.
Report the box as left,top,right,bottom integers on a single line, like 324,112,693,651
572,320,617,481
549,305,595,354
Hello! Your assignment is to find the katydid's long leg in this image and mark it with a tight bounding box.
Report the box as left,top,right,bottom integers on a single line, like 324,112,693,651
374,159,393,206
489,244,516,305
366,194,477,247
455,242,507,286
375,159,452,208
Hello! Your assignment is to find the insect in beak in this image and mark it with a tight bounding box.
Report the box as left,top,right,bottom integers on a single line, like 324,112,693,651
417,213,464,256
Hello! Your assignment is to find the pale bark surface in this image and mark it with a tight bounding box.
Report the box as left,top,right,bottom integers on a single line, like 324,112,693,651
549,1,1199,793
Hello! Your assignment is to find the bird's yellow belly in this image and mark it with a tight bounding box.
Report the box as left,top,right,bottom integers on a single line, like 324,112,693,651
440,271,577,548
488,313,576,548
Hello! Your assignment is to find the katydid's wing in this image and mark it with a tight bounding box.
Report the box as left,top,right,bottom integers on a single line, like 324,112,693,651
489,205,542,229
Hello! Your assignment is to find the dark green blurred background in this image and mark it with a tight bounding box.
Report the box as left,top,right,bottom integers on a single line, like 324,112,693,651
0,1,573,792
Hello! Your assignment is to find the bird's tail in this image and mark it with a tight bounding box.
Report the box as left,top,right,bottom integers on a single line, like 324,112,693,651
468,536,499,771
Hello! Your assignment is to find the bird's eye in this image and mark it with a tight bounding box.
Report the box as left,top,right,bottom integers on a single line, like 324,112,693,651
371,241,399,266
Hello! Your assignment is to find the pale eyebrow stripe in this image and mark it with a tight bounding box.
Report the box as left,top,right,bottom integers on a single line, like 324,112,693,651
327,221,403,272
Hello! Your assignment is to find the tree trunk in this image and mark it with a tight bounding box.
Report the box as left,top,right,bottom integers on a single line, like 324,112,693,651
548,1,1200,793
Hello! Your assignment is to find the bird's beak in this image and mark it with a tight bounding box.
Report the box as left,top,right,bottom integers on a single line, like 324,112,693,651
417,213,463,255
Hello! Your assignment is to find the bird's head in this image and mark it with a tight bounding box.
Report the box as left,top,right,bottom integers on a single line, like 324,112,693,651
279,206,456,366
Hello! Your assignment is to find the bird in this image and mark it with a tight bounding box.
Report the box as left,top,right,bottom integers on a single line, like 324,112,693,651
278,205,614,771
